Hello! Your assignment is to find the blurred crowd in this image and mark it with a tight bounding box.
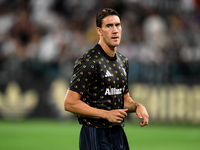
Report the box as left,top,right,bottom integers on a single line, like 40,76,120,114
0,0,200,83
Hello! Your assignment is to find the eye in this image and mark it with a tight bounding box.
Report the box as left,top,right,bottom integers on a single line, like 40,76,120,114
116,23,121,27
106,24,112,28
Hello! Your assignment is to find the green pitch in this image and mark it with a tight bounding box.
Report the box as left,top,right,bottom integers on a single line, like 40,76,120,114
0,119,199,150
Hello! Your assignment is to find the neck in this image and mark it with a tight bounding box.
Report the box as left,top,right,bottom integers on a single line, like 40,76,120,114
98,40,116,57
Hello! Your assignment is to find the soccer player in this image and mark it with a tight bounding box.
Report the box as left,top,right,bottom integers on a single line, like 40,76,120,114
64,8,149,150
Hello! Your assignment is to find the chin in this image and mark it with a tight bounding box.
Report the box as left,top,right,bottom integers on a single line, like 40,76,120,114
106,41,120,48
113,42,120,47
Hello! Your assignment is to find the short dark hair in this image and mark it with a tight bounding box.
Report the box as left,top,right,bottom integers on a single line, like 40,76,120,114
96,8,120,28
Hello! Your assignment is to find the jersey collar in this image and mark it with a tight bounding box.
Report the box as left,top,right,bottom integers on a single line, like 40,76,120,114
96,44,117,61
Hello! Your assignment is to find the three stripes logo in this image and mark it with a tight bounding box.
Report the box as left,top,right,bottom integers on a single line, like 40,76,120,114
105,70,112,77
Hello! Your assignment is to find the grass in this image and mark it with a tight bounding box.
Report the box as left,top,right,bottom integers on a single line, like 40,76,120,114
0,119,199,150
125,122,200,150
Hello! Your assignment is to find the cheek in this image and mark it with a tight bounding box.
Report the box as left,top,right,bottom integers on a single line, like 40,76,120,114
102,31,110,39
119,28,122,34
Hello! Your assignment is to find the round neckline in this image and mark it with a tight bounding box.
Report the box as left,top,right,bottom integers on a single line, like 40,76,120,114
96,44,117,61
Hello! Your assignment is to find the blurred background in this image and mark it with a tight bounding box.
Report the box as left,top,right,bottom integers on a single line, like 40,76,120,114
1,0,200,150
0,0,200,123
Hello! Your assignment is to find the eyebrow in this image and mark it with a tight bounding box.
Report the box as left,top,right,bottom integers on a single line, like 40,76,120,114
106,23,121,27
106,23,113,27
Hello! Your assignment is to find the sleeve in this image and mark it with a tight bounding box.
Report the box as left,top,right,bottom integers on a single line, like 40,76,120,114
124,57,129,93
68,55,96,96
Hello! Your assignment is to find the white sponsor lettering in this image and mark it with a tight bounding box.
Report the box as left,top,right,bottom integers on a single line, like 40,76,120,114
105,88,122,95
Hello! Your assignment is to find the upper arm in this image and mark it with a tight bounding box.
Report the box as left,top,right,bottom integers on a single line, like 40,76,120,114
64,89,107,119
64,89,82,111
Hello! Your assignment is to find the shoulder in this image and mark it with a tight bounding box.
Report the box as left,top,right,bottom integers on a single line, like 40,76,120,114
116,51,129,63
76,45,99,62
73,46,100,71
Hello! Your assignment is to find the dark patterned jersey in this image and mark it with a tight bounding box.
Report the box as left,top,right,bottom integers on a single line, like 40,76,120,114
68,44,129,128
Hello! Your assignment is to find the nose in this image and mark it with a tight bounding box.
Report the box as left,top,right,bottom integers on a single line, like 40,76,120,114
112,26,118,34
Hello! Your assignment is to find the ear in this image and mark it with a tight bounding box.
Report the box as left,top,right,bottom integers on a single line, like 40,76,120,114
96,27,102,36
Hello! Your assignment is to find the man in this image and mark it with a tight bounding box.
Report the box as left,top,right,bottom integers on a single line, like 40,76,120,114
64,8,149,150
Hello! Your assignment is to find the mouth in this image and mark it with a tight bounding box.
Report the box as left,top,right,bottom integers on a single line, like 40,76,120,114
111,37,119,40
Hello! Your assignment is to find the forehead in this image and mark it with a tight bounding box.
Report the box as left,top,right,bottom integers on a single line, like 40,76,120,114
102,15,121,26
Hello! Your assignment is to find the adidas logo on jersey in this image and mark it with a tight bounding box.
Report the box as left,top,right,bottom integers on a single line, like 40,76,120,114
105,70,112,77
